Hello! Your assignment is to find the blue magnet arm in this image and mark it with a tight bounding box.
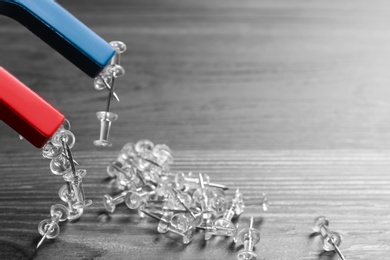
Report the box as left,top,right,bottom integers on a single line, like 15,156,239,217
0,0,115,78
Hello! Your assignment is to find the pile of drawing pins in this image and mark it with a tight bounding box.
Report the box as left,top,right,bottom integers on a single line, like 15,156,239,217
102,139,269,259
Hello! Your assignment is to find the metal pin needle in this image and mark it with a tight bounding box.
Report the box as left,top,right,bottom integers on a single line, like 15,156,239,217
332,240,346,260
101,77,119,102
36,225,51,249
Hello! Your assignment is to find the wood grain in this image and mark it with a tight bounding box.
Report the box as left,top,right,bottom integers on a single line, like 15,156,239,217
1,0,390,259
0,150,389,259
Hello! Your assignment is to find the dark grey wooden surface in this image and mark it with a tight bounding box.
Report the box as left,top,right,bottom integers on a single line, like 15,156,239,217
1,0,390,259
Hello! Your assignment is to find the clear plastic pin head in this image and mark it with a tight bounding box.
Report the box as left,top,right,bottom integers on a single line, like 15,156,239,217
106,160,124,178
42,142,63,159
63,169,92,209
261,192,269,211
312,216,345,260
152,144,173,166
103,191,127,213
50,154,72,175
110,41,127,54
50,204,69,222
38,219,60,240
210,189,227,217
323,231,342,251
170,213,195,244
232,189,245,216
236,217,261,260
157,206,173,234
58,185,85,221
51,128,76,149
135,139,154,154
124,192,143,209
94,74,113,90
119,142,137,162
105,64,125,78
125,186,154,210
313,216,329,233
94,111,118,147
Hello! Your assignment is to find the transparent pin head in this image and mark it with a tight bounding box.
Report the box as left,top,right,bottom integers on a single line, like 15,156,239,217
42,142,63,159
210,190,227,217
58,184,70,202
124,192,143,210
169,213,195,244
120,165,137,181
153,144,173,166
262,192,269,211
120,142,137,162
105,64,125,78
214,218,235,231
64,169,92,209
192,187,215,209
50,204,69,222
155,182,170,197
203,218,214,240
174,172,186,190
236,227,261,246
110,41,127,54
312,216,329,233
135,139,154,154
38,219,60,239
232,189,245,216
106,160,123,178
62,119,71,131
237,250,257,260
117,168,138,189
170,213,190,233
157,212,172,234
50,154,71,175
74,199,93,209
94,111,118,147
63,169,87,182
94,74,112,90
135,154,153,171
182,225,196,244
323,231,342,251
103,194,116,213
51,129,76,149
67,208,84,221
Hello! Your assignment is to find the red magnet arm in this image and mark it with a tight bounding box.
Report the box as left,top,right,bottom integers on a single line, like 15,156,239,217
0,67,65,148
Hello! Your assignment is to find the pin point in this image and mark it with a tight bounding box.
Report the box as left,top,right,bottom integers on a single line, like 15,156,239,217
37,204,69,249
0,0,115,77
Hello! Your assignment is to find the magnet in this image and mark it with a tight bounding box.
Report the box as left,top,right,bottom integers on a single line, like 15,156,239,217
0,0,115,77
0,67,65,148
